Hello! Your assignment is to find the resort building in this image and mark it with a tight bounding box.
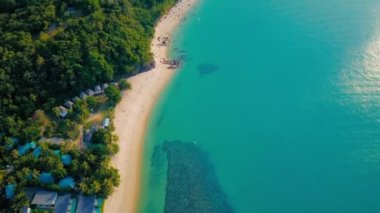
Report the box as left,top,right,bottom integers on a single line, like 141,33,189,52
31,191,57,209
53,194,71,213
76,195,96,213
72,96,81,103
103,118,110,128
85,89,95,96
79,92,88,99
84,129,92,142
19,207,31,213
101,83,109,91
59,106,68,118
94,85,103,95
64,101,74,109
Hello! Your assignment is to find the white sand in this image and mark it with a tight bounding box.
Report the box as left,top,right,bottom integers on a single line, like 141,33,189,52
104,1,197,212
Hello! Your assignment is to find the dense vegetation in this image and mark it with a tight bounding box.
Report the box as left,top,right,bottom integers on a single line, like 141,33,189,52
0,0,177,211
0,122,120,210
0,0,176,136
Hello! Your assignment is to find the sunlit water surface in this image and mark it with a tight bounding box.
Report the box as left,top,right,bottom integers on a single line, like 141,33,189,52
139,0,380,212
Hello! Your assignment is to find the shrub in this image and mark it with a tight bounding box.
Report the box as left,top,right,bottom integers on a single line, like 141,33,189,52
119,79,131,90
105,86,121,107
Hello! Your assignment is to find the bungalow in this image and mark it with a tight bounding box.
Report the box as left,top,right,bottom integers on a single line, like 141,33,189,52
4,165,13,174
53,194,71,213
85,89,95,96
19,207,31,213
102,118,110,128
72,96,81,103
79,92,88,100
91,123,100,132
59,106,68,118
64,101,74,109
83,129,92,142
76,195,96,213
31,191,57,209
94,85,103,95
101,83,109,91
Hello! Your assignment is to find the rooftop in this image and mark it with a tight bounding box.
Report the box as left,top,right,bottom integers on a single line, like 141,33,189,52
76,195,96,213
103,118,110,128
31,191,57,206
20,207,31,213
59,106,68,117
101,83,108,90
64,101,74,109
80,92,88,99
94,85,102,94
72,96,81,103
85,89,95,96
53,194,71,213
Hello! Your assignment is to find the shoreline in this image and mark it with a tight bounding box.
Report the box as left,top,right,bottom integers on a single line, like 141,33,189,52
104,0,197,212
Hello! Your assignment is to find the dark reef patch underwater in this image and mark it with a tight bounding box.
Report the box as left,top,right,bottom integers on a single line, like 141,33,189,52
197,64,219,76
156,140,233,213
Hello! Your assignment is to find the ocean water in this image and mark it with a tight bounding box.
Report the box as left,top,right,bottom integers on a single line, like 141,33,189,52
139,0,380,212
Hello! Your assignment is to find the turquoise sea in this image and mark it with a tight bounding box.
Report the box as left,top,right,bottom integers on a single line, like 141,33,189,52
139,0,380,212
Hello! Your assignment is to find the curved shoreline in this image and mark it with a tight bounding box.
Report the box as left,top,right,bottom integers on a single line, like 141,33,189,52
104,1,197,212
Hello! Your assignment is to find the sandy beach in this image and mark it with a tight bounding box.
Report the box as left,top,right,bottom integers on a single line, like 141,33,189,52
104,0,196,212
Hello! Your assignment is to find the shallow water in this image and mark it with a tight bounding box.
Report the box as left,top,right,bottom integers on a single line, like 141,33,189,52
140,0,380,212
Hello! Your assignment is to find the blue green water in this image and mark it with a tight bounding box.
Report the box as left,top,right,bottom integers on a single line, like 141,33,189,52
140,0,380,212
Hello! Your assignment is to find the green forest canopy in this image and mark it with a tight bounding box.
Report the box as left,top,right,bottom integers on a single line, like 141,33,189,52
0,0,177,210
0,0,176,136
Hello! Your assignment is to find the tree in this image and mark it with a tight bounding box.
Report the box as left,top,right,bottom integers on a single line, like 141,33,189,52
14,167,31,186
10,190,29,211
57,120,80,140
99,167,120,197
37,154,61,172
51,163,67,179
86,96,97,110
92,129,112,144
0,170,5,185
21,120,42,141
29,169,40,185
0,0,177,200
119,79,131,90
70,101,89,123
105,85,121,107
0,0,17,12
